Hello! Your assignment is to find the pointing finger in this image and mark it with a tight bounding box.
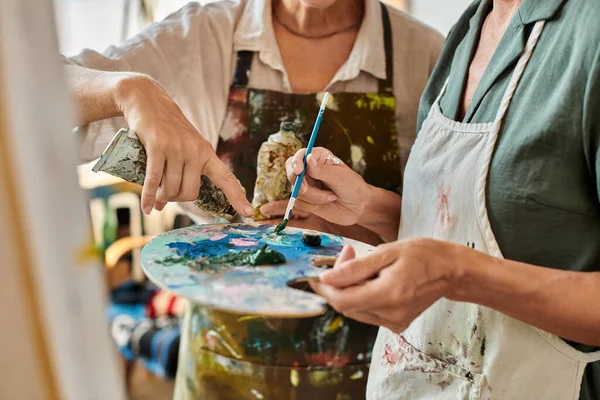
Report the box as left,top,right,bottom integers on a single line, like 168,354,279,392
141,149,165,214
320,247,395,287
291,149,307,175
202,155,253,217
334,245,356,267
297,186,337,204
311,278,387,312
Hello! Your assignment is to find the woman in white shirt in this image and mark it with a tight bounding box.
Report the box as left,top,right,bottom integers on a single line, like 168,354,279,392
64,0,442,398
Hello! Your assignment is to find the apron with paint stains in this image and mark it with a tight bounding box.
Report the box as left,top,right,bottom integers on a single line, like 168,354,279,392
175,5,398,400
367,20,600,400
217,7,401,200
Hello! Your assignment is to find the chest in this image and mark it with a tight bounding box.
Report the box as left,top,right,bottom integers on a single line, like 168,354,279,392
273,25,358,93
460,15,511,120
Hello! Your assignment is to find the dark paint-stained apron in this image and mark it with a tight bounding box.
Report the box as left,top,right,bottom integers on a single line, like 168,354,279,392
176,5,399,399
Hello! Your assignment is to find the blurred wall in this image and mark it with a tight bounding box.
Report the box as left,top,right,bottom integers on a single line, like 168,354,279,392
55,0,468,56
409,0,472,35
54,0,197,55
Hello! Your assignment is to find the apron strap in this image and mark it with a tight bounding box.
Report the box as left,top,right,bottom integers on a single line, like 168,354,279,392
433,78,450,106
433,20,545,124
493,20,546,125
378,3,394,94
232,50,253,88
479,20,545,259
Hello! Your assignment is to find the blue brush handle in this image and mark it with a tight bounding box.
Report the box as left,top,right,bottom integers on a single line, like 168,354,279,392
290,93,329,200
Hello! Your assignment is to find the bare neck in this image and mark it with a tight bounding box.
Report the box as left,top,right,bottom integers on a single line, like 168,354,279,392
488,0,523,27
274,0,364,36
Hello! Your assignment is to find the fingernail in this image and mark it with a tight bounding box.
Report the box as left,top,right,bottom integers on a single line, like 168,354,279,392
328,194,337,202
293,162,299,173
244,205,254,217
143,205,152,215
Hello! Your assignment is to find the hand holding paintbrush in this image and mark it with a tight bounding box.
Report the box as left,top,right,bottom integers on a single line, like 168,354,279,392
273,92,331,234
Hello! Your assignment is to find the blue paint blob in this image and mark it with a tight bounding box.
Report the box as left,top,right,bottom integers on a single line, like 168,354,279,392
141,223,356,316
165,226,342,266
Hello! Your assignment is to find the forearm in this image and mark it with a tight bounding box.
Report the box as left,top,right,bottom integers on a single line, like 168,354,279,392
357,186,401,242
64,65,141,126
451,251,600,347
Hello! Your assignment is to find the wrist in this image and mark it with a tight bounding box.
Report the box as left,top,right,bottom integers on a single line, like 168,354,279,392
357,185,400,241
445,245,499,303
356,184,377,226
112,72,155,116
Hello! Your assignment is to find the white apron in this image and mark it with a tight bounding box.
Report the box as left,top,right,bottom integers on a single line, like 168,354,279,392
367,20,600,400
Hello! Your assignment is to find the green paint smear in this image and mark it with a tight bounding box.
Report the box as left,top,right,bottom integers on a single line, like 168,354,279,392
156,255,195,265
354,94,396,111
201,245,286,267
273,219,288,234
158,245,286,271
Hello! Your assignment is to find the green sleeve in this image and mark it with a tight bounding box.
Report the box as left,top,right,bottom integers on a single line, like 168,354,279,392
582,45,600,200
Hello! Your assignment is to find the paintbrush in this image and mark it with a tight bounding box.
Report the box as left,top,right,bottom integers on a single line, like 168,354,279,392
274,92,331,234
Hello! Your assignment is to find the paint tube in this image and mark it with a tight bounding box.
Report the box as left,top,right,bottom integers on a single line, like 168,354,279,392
252,122,302,220
92,128,240,220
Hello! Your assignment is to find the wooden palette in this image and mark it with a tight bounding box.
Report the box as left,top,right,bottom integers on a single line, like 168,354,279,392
141,223,372,318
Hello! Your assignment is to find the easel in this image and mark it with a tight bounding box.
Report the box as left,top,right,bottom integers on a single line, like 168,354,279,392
0,0,125,398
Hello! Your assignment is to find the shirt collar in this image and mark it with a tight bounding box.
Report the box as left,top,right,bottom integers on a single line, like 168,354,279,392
471,0,569,27
519,0,569,24
233,0,387,82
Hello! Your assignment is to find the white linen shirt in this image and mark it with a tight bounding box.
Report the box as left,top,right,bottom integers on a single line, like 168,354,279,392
65,0,442,220
66,0,442,166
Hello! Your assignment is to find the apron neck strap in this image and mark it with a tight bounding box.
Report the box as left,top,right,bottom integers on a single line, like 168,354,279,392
493,20,545,124
378,3,395,94
434,78,450,106
232,50,253,88
231,4,395,93
432,20,545,123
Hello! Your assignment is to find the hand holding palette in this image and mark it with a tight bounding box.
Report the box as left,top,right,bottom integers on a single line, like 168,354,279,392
141,223,372,318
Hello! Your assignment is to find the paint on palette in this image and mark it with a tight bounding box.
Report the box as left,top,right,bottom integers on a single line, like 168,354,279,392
161,244,285,271
140,223,368,317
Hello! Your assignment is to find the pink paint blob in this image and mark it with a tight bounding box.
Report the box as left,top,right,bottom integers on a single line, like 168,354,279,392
382,343,399,366
230,238,259,247
210,233,228,241
432,183,455,235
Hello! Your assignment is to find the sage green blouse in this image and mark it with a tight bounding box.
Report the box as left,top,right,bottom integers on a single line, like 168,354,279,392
417,0,600,398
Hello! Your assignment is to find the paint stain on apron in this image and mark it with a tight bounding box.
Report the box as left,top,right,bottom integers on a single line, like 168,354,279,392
367,20,600,400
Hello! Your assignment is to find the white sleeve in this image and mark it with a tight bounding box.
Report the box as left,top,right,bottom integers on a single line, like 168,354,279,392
66,1,244,162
